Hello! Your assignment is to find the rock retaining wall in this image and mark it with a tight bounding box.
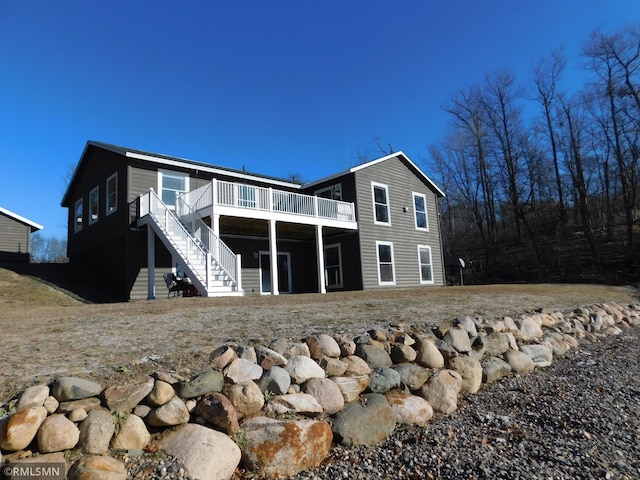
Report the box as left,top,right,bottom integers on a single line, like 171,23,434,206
1,301,639,479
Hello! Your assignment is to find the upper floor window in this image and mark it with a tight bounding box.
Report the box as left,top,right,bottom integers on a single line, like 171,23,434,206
89,186,99,225
74,198,83,233
372,182,390,225
159,170,189,208
413,192,428,230
106,172,118,215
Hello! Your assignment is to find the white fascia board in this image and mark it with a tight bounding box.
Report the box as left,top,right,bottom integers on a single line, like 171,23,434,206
350,151,446,198
0,207,44,231
126,151,301,190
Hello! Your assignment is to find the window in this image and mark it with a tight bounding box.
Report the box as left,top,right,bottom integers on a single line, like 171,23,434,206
315,183,343,200
376,241,395,285
413,192,428,230
159,170,189,208
89,186,99,225
74,198,83,233
324,243,343,288
372,182,390,225
418,245,434,284
106,172,118,215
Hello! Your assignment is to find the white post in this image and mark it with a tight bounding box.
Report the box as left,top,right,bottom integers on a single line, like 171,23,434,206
206,252,212,294
316,224,326,294
269,219,279,295
211,179,217,216
235,254,242,292
147,226,156,300
212,214,221,260
268,187,273,212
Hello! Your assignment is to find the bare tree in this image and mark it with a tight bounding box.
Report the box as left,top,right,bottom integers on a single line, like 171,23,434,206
532,49,568,225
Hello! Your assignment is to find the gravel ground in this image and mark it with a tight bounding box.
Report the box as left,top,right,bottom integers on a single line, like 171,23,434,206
286,326,640,480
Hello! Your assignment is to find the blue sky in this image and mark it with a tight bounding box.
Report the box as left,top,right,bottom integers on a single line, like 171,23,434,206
1,1,637,240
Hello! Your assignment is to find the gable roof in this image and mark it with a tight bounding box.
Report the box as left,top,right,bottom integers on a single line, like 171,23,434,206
62,141,303,206
303,151,446,197
0,207,44,232
62,142,445,207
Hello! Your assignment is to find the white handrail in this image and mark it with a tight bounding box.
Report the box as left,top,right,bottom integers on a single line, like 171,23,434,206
186,218,238,281
140,190,209,286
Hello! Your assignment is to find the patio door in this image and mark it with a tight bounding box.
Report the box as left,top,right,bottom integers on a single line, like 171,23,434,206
259,252,292,294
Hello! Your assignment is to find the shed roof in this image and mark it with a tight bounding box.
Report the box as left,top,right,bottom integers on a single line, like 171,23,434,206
0,207,44,232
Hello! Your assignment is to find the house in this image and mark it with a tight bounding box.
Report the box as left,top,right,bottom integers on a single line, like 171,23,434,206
0,207,44,262
61,141,445,300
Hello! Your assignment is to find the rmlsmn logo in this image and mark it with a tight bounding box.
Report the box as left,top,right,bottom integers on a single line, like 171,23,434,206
2,463,65,480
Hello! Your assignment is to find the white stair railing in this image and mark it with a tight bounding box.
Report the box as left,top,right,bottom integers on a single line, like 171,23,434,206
184,218,238,282
140,189,209,286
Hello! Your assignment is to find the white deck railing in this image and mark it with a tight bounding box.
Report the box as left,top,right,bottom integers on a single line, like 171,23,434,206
178,180,355,223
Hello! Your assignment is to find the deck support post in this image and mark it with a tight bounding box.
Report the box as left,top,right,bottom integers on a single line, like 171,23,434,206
316,224,326,294
147,226,156,300
269,219,279,295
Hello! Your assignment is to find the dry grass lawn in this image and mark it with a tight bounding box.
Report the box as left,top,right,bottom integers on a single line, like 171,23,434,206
1,267,638,403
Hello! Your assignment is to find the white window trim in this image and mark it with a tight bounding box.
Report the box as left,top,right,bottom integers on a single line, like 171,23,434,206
417,244,434,284
89,186,99,225
376,240,396,285
106,172,118,216
413,192,429,231
372,182,391,226
158,169,190,209
74,198,83,233
324,243,343,289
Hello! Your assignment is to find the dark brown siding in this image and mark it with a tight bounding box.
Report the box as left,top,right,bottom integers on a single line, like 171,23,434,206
354,157,444,289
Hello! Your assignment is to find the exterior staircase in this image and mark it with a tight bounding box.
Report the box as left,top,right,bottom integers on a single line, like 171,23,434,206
139,189,243,297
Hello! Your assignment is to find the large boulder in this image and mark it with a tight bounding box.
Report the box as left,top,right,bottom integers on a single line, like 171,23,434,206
16,385,50,411
68,455,126,480
285,355,325,384
146,396,190,427
503,350,535,374
368,367,401,394
195,392,239,435
417,369,462,414
158,423,241,480
0,406,48,451
519,344,553,367
385,390,434,427
413,334,445,368
103,376,154,412
37,414,80,453
111,414,151,450
177,369,224,398
355,344,393,368
332,375,370,403
51,377,103,402
78,408,115,454
305,334,341,359
302,378,345,415
448,356,483,394
482,356,512,384
224,380,265,419
331,393,396,446
239,417,332,478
